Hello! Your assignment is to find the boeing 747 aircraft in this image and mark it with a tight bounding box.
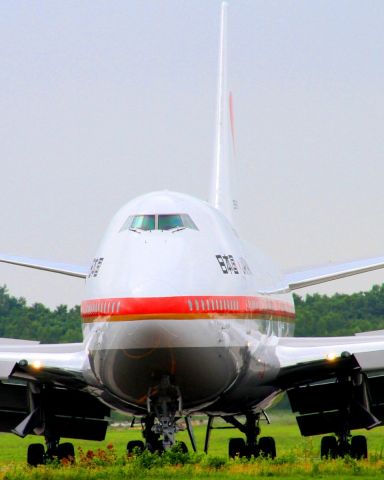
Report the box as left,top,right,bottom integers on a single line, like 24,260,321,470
1,3,384,464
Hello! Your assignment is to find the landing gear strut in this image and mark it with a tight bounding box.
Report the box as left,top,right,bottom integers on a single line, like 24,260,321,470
147,376,182,450
205,413,276,459
128,376,193,454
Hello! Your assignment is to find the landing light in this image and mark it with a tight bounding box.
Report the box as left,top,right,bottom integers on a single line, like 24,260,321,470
326,353,337,362
31,360,42,370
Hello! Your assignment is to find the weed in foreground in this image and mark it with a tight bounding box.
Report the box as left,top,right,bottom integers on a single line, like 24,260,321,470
77,443,122,467
203,456,227,470
6,442,384,479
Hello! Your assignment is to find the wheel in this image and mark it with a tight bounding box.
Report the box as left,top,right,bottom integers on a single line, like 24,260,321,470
258,436,276,459
228,438,246,458
57,442,75,462
27,443,45,466
176,441,188,453
321,436,337,459
351,435,368,459
127,440,145,454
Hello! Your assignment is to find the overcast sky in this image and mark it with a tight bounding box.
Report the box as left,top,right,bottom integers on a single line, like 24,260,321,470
1,0,384,308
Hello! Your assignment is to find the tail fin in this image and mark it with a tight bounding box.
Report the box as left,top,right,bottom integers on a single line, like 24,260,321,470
209,2,238,223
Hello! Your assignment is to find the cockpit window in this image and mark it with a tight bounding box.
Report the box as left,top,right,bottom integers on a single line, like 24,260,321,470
121,213,198,232
130,215,155,231
180,214,198,230
158,214,183,230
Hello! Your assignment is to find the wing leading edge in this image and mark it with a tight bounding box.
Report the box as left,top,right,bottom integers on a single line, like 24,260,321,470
264,255,384,294
0,253,88,279
0,341,87,382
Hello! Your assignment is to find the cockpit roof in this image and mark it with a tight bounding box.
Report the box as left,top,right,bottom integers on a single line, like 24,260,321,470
107,190,236,238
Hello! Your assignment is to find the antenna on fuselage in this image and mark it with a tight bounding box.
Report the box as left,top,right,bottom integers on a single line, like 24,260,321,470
209,2,238,223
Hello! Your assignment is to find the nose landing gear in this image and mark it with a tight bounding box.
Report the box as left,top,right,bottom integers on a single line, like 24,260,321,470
127,375,190,454
147,375,183,450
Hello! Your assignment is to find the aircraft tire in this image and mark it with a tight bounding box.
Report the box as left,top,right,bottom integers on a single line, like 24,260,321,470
258,436,276,459
351,435,368,459
57,442,75,462
228,438,246,458
127,440,145,454
27,443,45,466
176,441,188,453
320,436,337,459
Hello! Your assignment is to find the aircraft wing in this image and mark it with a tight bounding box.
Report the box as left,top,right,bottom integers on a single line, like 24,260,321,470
0,340,110,440
0,253,88,278
264,255,384,293
0,340,87,385
277,334,384,379
274,334,384,436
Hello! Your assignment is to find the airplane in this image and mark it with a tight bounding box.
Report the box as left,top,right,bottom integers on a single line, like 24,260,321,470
2,2,384,465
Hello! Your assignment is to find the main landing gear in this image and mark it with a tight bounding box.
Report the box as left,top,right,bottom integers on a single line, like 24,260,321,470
27,438,75,466
321,433,368,459
12,383,76,466
205,413,276,459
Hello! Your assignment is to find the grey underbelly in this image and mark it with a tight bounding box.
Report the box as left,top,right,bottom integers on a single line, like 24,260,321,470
90,346,240,409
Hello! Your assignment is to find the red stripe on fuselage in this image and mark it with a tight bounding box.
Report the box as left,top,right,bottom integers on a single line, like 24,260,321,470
80,295,295,323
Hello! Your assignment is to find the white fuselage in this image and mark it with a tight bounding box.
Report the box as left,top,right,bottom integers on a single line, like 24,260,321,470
80,191,295,415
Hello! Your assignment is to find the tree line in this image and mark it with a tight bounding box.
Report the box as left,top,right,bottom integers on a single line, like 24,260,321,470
294,284,384,337
1,284,384,343
0,286,82,343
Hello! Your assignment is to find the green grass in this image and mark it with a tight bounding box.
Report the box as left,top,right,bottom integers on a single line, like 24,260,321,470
1,412,384,478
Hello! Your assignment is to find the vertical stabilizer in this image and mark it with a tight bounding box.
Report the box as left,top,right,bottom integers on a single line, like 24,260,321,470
209,2,237,223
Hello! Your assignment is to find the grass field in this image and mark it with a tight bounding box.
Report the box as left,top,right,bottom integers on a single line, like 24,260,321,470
1,412,384,478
